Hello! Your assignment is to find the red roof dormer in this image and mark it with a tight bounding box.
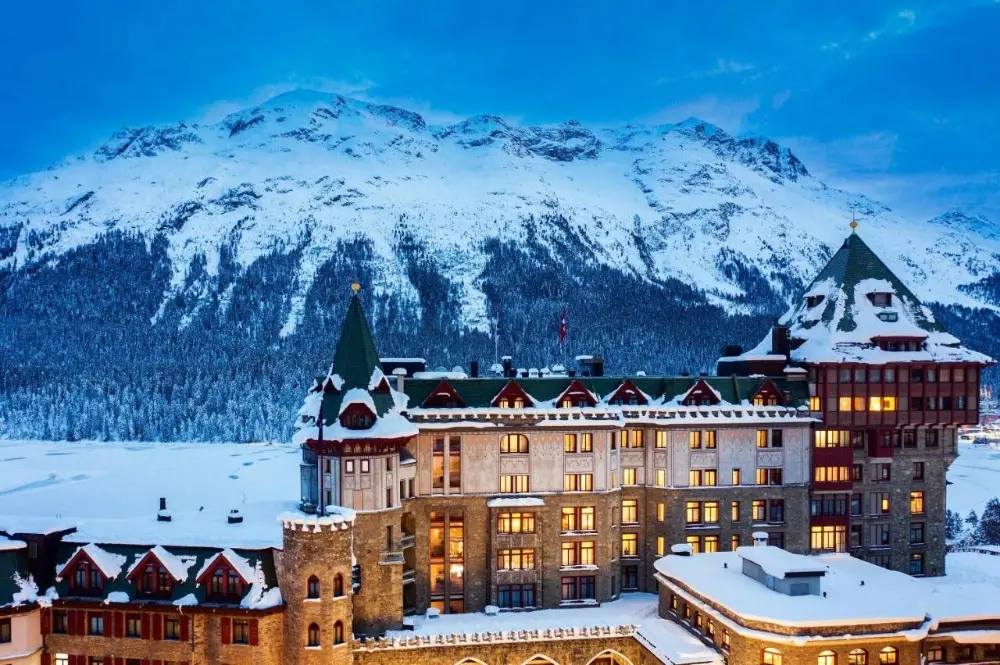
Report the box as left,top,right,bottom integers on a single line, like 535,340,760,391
556,379,598,408
196,550,252,602
339,401,376,430
605,379,648,406
421,379,466,408
126,546,187,598
680,379,721,406
750,378,784,407
491,380,533,408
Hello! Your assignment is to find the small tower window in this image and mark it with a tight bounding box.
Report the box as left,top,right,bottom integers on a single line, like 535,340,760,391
334,620,345,645
334,573,344,597
307,575,320,599
868,292,892,307
308,623,320,647
877,311,899,322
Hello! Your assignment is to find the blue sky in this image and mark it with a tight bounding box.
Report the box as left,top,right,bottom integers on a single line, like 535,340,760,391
3,0,998,220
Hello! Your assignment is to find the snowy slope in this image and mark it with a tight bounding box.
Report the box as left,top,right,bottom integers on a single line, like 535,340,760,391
2,90,999,337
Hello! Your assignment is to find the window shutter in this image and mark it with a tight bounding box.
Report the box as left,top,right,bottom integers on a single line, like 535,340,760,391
180,614,190,641
221,616,232,645
116,611,125,638
141,660,151,665
41,654,51,665
141,612,151,639
68,609,79,636
41,608,51,634
104,610,113,637
249,618,259,646
115,658,125,665
152,613,163,640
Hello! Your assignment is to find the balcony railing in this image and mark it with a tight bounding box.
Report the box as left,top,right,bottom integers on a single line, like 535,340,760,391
401,533,416,549
379,549,405,565
402,568,416,584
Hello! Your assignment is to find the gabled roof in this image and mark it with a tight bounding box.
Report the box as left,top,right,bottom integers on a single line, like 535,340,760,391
194,548,255,586
125,545,196,582
491,379,536,406
421,379,467,408
604,379,649,405
57,543,127,580
678,379,721,405
554,379,598,406
749,377,784,404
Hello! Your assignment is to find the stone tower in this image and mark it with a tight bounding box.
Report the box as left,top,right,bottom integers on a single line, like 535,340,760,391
277,512,355,665
293,286,415,637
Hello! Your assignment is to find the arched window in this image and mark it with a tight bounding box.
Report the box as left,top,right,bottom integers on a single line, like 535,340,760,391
333,573,344,597
307,623,320,647
307,575,320,599
818,651,836,665
333,620,344,645
849,649,868,665
522,657,558,665
762,648,783,665
878,648,898,665
500,434,529,454
586,651,635,665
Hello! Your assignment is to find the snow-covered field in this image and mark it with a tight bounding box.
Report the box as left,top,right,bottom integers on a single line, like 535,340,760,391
947,442,1000,518
0,440,300,547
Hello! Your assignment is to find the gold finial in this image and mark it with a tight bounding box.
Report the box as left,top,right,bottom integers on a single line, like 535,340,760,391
351,282,361,293
849,205,860,232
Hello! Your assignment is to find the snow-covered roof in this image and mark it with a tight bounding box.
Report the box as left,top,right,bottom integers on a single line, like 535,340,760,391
195,548,255,584
655,550,927,629
740,233,994,365
338,387,377,415
58,543,127,579
127,545,197,581
0,536,26,551
486,497,545,508
737,545,826,579
0,441,297,548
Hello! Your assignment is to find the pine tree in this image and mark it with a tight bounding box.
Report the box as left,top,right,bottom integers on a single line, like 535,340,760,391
979,498,1000,546
946,509,964,541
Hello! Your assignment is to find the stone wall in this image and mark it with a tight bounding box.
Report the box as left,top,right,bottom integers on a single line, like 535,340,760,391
352,508,405,636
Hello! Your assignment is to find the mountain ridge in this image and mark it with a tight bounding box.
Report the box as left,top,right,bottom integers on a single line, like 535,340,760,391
0,90,997,441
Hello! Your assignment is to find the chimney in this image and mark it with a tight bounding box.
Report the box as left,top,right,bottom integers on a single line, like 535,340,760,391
157,497,172,522
502,356,513,378
470,361,479,378
228,509,244,525
771,323,790,358
392,367,406,392
752,531,768,547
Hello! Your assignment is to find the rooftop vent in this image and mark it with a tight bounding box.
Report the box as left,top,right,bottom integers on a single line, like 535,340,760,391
670,543,693,557
228,509,244,525
157,497,172,523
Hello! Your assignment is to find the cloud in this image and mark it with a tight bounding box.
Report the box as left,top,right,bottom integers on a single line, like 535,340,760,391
707,58,756,76
771,89,792,109
644,96,760,134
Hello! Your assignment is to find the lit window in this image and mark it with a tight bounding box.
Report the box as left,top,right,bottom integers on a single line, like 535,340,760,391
809,396,821,411
910,491,924,514
500,434,529,454
580,433,593,452
621,533,638,557
869,396,882,412
879,647,898,665
656,502,665,522
622,468,637,485
689,469,702,487
704,502,719,523
622,499,638,524
499,474,529,493
839,397,852,411
685,501,702,524
732,468,741,485
655,431,668,448
818,650,836,665
762,647,783,665
848,648,869,665
655,469,666,487
656,536,665,556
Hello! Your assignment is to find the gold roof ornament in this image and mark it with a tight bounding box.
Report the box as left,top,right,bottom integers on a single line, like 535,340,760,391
849,219,859,231
351,282,361,293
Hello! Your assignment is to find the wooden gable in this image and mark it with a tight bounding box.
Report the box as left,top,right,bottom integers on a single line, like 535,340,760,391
750,378,784,406
491,380,533,408
339,401,376,429
605,379,648,406
681,379,721,406
421,379,466,408
59,549,109,583
556,379,598,408
194,551,251,587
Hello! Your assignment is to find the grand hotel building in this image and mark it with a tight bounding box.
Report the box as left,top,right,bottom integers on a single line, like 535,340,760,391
0,229,993,665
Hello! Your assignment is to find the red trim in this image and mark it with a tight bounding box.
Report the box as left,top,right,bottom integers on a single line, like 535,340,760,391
152,612,163,640
420,379,466,408
141,612,151,639
338,401,377,429
555,379,598,407
60,549,109,590
306,437,412,456
40,608,51,634
194,553,250,587
605,379,648,406
490,379,533,407
103,609,113,637
41,655,51,665
115,611,125,638
180,614,190,641
681,379,721,406
221,616,232,644
249,617,259,646
750,377,785,406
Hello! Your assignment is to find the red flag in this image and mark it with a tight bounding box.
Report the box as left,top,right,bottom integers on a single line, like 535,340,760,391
559,308,567,345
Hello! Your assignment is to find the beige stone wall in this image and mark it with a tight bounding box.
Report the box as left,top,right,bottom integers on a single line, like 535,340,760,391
352,508,405,636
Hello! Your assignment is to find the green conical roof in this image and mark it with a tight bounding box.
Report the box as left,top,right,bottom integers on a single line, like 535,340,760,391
331,294,383,389
805,231,940,333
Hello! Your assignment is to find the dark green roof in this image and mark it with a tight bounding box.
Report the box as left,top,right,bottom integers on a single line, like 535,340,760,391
401,374,808,408
0,543,30,608
331,294,383,389
806,232,940,334
54,542,278,608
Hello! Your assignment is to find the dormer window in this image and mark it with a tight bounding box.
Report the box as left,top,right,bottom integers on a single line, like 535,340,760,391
806,295,825,308
197,553,249,602
497,397,524,408
868,292,892,307
137,563,173,597
877,311,898,322
340,402,376,430
72,562,103,593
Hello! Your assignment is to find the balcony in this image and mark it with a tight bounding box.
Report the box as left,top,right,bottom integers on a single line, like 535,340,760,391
379,549,404,565
402,568,416,585
401,533,416,549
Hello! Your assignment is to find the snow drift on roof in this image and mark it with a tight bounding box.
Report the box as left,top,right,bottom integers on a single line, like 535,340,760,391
127,545,197,582
58,543,127,579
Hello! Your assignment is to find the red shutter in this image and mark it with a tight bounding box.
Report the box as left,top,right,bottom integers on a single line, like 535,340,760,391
220,617,232,645
103,610,113,637
141,612,151,639
180,615,190,641
141,660,151,665
153,661,163,665
115,611,125,638
152,613,163,640
249,618,259,646
68,609,78,636
115,658,124,665
41,608,51,634
41,654,51,665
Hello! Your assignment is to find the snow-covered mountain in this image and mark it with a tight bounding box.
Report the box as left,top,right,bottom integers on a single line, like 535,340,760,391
1,90,998,441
